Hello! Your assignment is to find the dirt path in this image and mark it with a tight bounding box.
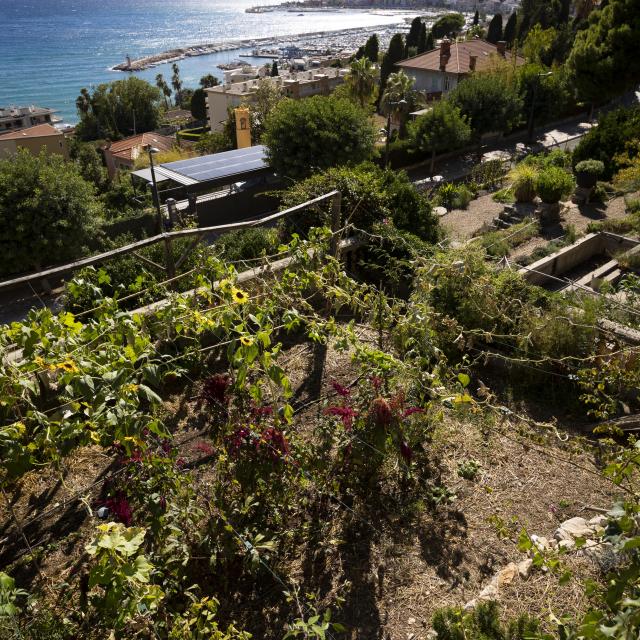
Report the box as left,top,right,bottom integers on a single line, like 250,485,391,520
440,194,504,241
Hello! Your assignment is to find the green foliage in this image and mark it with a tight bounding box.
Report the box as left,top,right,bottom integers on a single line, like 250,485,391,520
346,57,377,109
190,87,207,121
503,11,518,44
379,33,405,104
363,33,380,63
486,13,503,44
169,597,251,639
410,102,471,158
575,159,605,176
480,218,540,257
213,228,280,265
195,130,234,155
75,76,162,141
567,0,640,104
406,17,423,55
448,72,524,138
535,166,575,203
85,522,164,631
509,163,539,203
522,24,557,63
435,183,473,210
457,459,481,481
279,163,438,242
0,573,28,618
431,13,465,39
573,106,640,179
517,63,575,126
0,150,102,276
72,141,107,190
264,95,375,179
432,601,540,640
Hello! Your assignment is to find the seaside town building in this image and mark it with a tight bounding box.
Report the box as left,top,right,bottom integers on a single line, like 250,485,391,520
0,123,68,160
0,105,61,132
102,132,175,179
396,37,525,101
205,66,348,132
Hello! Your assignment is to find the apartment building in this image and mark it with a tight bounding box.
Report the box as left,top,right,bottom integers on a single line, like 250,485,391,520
205,67,348,132
0,105,61,133
0,123,68,159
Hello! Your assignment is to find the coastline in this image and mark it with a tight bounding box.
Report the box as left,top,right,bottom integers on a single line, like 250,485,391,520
111,21,408,72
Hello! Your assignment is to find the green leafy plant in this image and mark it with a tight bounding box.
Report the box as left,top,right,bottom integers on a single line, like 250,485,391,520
535,166,575,204
509,163,538,203
457,459,481,481
0,573,28,618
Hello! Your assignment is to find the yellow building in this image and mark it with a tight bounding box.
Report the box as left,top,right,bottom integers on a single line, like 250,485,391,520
0,123,68,159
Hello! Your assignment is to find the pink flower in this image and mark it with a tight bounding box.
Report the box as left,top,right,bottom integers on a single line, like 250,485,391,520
403,407,424,418
105,493,133,526
331,380,351,397
195,441,215,456
325,406,358,430
370,376,383,392
400,441,413,463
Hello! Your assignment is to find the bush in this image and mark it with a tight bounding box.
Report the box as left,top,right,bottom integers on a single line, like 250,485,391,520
509,164,538,202
213,228,280,265
279,163,440,242
575,159,605,176
535,166,575,203
263,95,375,179
435,183,473,210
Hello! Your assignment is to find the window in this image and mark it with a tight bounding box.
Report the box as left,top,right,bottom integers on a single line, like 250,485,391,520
443,75,451,92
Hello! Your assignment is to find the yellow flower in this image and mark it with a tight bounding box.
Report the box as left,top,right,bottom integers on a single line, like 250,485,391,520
218,278,233,292
34,356,46,367
13,421,26,437
232,288,249,305
55,359,79,373
240,336,254,347
123,383,140,394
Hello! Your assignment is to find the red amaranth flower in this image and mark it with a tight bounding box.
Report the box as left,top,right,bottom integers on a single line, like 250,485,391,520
127,449,144,464
227,426,253,456
258,426,290,461
370,376,383,392
371,397,393,427
400,441,413,463
200,373,232,406
195,441,215,456
325,406,358,430
331,380,351,398
403,407,425,418
105,493,133,526
251,405,274,421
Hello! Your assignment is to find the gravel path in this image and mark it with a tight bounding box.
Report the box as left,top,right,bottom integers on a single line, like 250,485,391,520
440,194,504,241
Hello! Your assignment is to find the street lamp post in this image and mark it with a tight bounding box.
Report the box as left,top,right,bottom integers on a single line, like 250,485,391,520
527,71,552,143
385,99,407,168
146,145,175,278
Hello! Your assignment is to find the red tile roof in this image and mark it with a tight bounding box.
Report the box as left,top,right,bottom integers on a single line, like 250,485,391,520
107,132,175,161
0,123,62,140
397,39,525,75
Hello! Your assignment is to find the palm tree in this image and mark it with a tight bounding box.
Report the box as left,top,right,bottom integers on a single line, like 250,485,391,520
75,87,92,115
346,57,377,110
380,70,416,137
171,63,183,107
155,73,171,109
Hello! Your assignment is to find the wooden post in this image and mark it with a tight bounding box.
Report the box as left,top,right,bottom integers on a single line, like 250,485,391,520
330,191,342,258
163,235,175,280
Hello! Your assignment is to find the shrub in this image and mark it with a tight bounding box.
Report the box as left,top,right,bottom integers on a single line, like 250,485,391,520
263,95,375,179
509,164,538,203
535,167,575,203
436,183,473,210
575,159,605,176
213,228,280,265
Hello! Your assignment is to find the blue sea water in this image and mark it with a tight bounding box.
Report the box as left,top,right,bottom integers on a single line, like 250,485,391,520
0,0,406,123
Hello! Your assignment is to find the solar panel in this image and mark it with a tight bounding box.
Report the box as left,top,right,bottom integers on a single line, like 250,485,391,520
161,145,268,184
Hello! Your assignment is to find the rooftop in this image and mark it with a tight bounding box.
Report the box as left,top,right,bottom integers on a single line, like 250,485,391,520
105,132,175,161
397,39,525,75
0,123,62,140
0,105,57,121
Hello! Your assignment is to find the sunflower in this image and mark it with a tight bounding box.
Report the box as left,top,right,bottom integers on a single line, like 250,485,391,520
232,288,249,305
55,359,79,373
240,336,254,347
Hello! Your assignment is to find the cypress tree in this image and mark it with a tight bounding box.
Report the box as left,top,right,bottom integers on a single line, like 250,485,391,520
425,29,434,52
379,34,405,107
406,17,422,55
503,11,517,44
417,22,430,53
473,10,479,25
364,34,379,63
271,61,279,77
487,13,503,44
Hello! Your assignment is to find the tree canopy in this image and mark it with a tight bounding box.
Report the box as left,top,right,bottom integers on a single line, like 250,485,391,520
406,17,423,55
448,71,524,138
75,77,162,141
0,150,102,275
503,12,518,45
486,13,503,44
346,57,377,110
566,0,640,104
190,88,207,121
379,34,405,107
431,13,465,39
263,95,375,179
364,34,380,63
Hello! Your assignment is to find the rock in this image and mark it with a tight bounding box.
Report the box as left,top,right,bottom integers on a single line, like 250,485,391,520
558,539,575,551
497,562,518,588
588,515,608,528
478,581,498,601
531,534,550,551
434,206,448,217
557,517,592,540
407,618,416,625
97,506,110,519
463,599,478,611
517,558,533,579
